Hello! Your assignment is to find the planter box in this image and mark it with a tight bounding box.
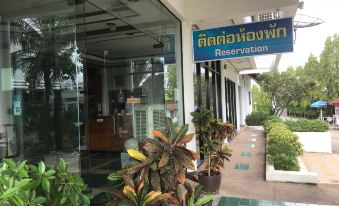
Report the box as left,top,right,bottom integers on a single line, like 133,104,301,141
266,157,318,184
294,131,332,153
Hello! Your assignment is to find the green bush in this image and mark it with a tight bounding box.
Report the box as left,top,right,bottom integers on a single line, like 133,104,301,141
285,119,329,132
269,154,300,171
245,111,269,126
266,122,303,171
264,116,283,132
0,158,90,206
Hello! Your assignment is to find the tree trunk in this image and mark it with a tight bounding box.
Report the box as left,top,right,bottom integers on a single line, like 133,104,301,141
41,70,52,153
54,90,62,151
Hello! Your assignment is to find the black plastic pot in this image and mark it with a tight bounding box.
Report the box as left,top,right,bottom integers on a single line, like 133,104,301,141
198,171,222,193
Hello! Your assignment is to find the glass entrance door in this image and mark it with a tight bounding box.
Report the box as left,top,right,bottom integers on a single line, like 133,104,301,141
80,1,166,189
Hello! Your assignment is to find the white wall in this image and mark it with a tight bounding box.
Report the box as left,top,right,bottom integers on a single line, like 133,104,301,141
181,20,197,170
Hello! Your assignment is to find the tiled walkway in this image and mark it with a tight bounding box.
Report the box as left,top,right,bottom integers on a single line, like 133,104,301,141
217,196,334,206
300,128,339,184
301,153,339,184
214,126,339,206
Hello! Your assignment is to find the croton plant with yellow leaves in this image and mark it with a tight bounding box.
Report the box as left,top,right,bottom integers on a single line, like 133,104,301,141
105,118,213,206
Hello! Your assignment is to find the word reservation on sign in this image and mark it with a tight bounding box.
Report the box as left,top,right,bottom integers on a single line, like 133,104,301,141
193,18,293,62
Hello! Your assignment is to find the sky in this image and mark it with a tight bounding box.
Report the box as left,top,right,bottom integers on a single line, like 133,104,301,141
278,0,339,71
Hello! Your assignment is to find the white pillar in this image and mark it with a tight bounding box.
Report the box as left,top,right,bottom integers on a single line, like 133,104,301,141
181,20,197,170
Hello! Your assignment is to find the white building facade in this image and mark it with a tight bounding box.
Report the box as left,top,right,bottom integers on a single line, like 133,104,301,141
162,0,299,168
0,0,299,188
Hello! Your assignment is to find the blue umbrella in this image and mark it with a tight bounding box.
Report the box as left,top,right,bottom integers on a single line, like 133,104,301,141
310,101,328,120
310,101,327,108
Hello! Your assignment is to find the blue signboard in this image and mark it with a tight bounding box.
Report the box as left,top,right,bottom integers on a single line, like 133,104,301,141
193,18,293,62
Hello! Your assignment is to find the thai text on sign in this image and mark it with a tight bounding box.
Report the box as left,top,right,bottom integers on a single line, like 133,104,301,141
193,18,293,62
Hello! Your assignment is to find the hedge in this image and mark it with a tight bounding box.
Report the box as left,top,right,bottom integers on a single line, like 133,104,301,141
285,119,329,132
266,121,303,171
264,116,283,132
245,112,269,126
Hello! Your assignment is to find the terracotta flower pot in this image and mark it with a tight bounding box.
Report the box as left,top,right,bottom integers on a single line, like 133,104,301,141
198,171,222,193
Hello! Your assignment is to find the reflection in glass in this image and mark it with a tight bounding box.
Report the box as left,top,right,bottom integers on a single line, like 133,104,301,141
0,0,82,173
0,0,183,191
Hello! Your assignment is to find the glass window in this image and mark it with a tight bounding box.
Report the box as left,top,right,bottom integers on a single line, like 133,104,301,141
0,0,83,172
85,0,183,126
193,61,222,119
225,78,237,128
0,0,183,191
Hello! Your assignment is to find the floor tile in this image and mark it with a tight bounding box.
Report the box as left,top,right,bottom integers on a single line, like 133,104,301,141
227,197,241,203
239,198,251,206
283,202,296,206
261,200,274,206
217,196,328,206
220,197,240,206
235,163,250,170
241,152,252,157
273,201,284,206
245,143,255,148
250,199,261,206
217,197,228,206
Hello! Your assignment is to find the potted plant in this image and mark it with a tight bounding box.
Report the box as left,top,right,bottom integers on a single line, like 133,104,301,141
191,109,234,193
95,118,213,206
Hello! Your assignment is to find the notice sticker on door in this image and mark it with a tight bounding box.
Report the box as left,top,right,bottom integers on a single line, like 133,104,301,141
12,95,21,116
127,98,140,104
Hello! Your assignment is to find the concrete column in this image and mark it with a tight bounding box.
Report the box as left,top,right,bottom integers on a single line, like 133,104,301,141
181,20,197,170
220,61,227,122
235,81,241,130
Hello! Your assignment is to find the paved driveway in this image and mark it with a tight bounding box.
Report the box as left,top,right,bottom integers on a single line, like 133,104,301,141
215,127,339,205
331,129,339,154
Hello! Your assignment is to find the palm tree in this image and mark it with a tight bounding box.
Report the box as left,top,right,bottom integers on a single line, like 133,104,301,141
12,14,79,153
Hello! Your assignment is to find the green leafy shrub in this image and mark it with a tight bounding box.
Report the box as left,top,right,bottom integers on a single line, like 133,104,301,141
269,154,300,171
265,115,281,122
0,158,90,206
263,116,283,132
245,111,269,126
266,123,303,171
285,119,329,132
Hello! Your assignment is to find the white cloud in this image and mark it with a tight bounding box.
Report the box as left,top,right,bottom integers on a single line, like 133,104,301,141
278,0,339,71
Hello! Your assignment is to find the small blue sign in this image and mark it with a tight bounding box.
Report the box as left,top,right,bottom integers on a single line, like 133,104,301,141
193,18,293,62
160,34,176,64
12,95,22,116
